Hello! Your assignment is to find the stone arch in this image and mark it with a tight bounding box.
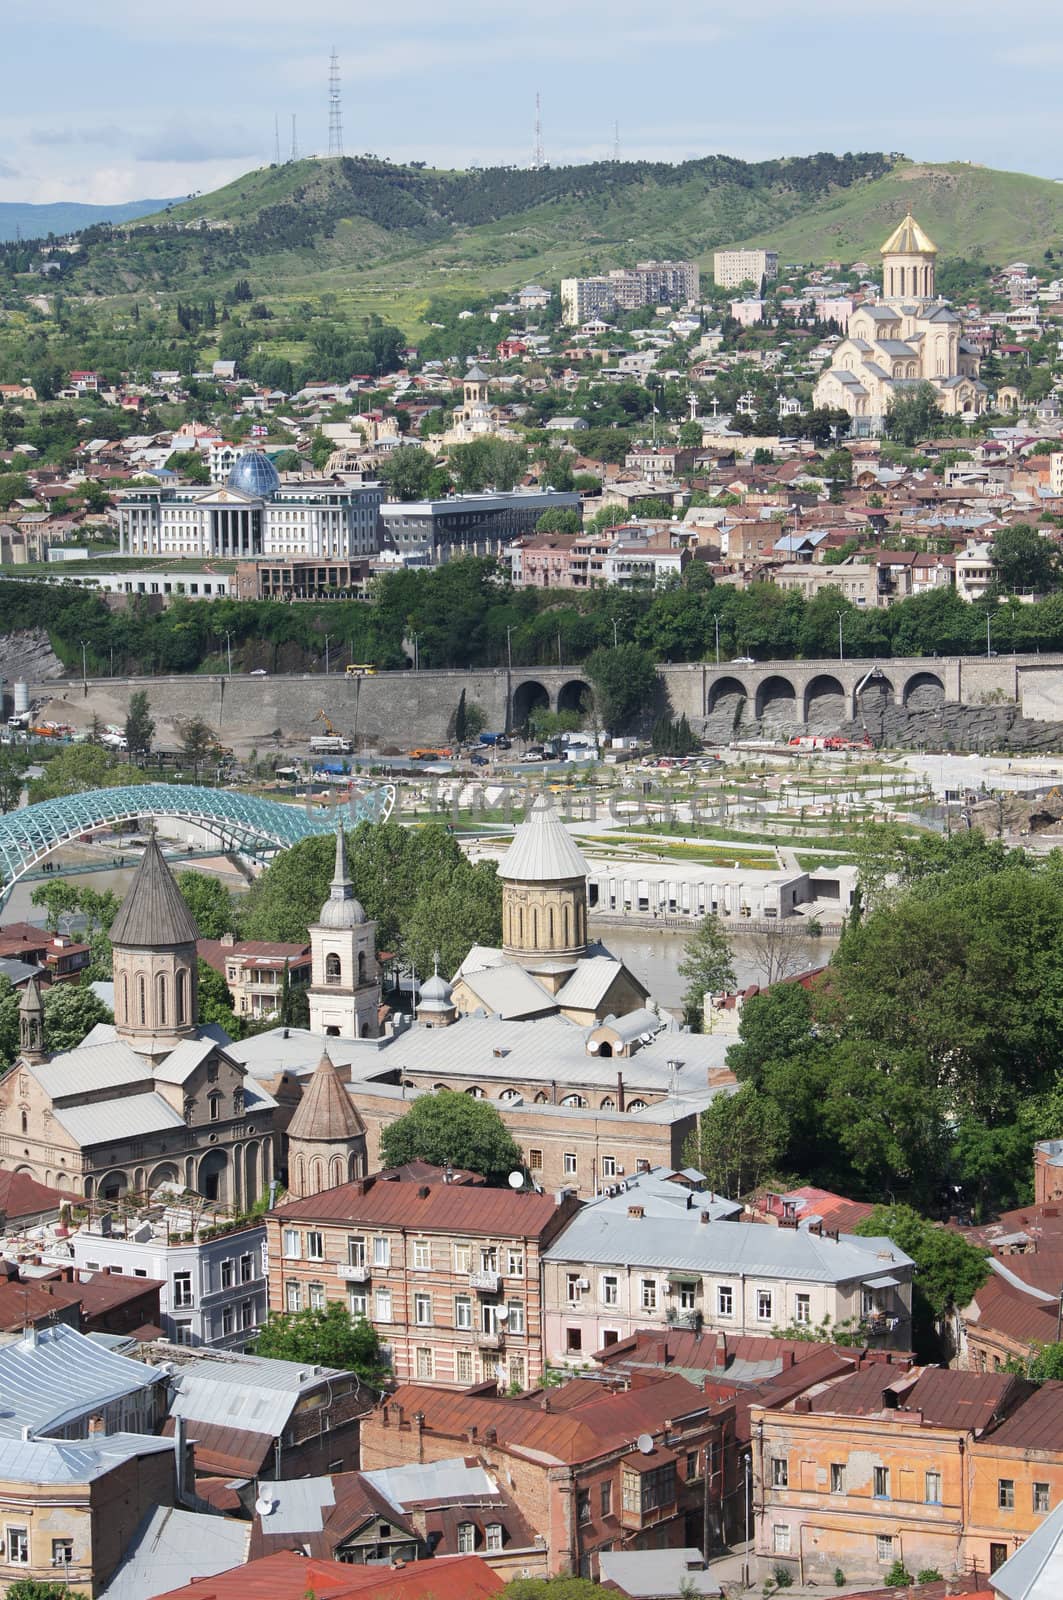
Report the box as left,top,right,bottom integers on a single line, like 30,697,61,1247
512,679,550,731
348,1152,361,1181
857,673,894,716
557,679,592,718
707,675,748,716
803,673,848,727
597,1041,613,1058
755,674,797,722
148,1161,180,1190
330,1154,344,1188
98,1169,128,1201
311,1157,324,1194
325,952,341,983
198,1148,228,1203
294,1153,306,1194
904,671,945,710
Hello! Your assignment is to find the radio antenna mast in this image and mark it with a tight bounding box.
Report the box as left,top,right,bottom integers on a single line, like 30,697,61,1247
274,114,281,166
613,120,621,162
328,48,344,157
533,91,545,170
290,113,299,162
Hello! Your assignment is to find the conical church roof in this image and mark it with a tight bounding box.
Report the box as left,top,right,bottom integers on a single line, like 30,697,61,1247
881,211,938,256
497,795,589,883
109,834,201,948
287,1048,365,1143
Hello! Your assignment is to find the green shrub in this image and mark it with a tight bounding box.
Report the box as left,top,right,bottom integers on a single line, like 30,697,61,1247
917,1571,943,1585
884,1560,914,1587
834,1569,846,1587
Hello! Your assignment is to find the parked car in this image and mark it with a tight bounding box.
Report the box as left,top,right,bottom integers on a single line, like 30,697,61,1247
470,754,489,767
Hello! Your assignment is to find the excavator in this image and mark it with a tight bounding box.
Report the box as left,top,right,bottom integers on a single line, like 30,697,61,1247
313,709,340,737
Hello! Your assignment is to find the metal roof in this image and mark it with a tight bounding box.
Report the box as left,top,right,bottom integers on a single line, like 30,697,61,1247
110,834,201,948
456,964,558,1019
556,957,642,1010
287,1050,366,1143
272,1176,565,1237
362,1459,499,1513
598,1550,720,1598
496,796,590,883
256,1476,336,1535
0,1324,165,1438
0,785,394,907
33,1040,151,1100
99,1506,250,1600
169,1349,349,1441
53,1092,186,1146
0,1431,173,1485
991,1498,1063,1599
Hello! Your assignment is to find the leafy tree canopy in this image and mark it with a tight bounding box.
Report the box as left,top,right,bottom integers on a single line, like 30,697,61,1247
254,1301,388,1383
678,914,735,1028
379,1090,524,1184
854,1203,989,1360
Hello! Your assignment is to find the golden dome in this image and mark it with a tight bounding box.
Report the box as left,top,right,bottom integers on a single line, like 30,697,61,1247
881,211,938,257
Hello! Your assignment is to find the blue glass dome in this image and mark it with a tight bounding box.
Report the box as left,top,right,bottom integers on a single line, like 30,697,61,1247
228,451,281,498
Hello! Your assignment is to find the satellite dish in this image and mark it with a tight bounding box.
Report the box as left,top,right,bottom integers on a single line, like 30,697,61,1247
255,1493,277,1518
637,1433,654,1456
507,1171,525,1190
496,1305,510,1321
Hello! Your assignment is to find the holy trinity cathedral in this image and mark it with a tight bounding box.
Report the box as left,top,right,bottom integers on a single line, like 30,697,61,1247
813,212,988,429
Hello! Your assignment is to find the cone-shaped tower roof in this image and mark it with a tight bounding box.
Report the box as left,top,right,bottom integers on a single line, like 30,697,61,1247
19,975,43,1015
287,1048,365,1142
881,211,938,256
109,834,200,948
497,795,589,883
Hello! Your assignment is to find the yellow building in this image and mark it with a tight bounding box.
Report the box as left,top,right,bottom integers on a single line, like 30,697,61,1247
814,213,987,431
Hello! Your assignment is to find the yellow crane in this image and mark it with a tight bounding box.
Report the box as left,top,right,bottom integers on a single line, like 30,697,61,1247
313,709,339,737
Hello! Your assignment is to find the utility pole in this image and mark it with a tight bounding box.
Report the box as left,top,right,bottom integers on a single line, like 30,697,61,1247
328,48,344,157
290,113,299,162
532,91,545,171
612,120,621,163
838,612,844,662
273,114,281,166
715,616,720,665
224,631,232,678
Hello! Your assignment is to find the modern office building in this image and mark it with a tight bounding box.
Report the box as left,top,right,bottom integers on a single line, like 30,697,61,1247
712,248,779,289
380,489,581,561
118,453,384,561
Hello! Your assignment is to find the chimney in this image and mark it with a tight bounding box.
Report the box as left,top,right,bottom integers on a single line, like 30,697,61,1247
87,1413,106,1436
699,1211,710,1225
715,1331,728,1363
617,1071,625,1113
793,1397,812,1414
628,1205,644,1220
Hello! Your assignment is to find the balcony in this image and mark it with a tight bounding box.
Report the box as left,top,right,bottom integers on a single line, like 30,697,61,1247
477,1330,504,1349
469,1270,501,1293
336,1263,370,1282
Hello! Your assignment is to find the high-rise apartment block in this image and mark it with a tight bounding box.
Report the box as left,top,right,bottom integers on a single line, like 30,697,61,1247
560,260,700,325
713,248,779,289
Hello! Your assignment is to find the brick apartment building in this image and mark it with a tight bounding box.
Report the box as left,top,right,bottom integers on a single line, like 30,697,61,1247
266,1173,580,1391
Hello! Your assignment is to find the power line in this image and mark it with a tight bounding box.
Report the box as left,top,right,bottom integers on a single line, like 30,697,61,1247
533,90,544,171
290,113,299,162
328,47,344,157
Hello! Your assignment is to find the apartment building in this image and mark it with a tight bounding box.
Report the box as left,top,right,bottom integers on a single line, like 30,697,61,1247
713,249,779,290
266,1173,579,1391
561,261,700,326
198,936,312,1022
541,1168,913,1364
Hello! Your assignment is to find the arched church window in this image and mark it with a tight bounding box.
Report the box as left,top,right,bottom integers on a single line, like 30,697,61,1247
138,976,146,1027
175,969,186,1025
121,972,129,1021
156,974,167,1027
325,953,342,985
548,907,555,945
358,951,367,984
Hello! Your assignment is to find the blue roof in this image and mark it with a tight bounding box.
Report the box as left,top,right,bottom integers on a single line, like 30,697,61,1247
227,451,281,497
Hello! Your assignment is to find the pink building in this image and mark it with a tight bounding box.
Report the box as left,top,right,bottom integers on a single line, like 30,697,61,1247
730,299,765,327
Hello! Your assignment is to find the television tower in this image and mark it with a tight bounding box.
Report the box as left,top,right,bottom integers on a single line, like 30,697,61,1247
328,48,344,157
290,114,299,162
532,91,545,170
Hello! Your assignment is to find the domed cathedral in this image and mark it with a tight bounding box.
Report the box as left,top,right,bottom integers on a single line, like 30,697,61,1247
813,212,987,433
451,796,650,1025
285,1047,367,1198
0,834,276,1206
110,832,200,1058
307,826,382,1040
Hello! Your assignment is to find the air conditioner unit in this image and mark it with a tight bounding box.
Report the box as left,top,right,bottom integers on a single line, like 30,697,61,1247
578,1278,590,1291
616,1166,625,1175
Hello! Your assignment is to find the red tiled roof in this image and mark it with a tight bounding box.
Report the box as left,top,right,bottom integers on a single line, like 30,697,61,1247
197,938,310,976
760,1186,875,1234
149,1550,504,1600
271,1178,570,1240
0,1169,67,1221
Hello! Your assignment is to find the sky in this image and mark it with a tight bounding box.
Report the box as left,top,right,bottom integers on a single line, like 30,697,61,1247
3,0,1063,205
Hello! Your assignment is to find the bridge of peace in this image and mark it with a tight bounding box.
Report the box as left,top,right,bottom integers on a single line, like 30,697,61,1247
28,651,1063,745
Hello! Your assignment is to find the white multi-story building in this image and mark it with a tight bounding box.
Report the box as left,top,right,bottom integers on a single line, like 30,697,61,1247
561,261,700,326
118,453,383,561
713,248,779,290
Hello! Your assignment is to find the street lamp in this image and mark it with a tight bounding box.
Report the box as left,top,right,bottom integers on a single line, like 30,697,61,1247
837,612,845,663
324,634,332,675
986,614,992,659
714,615,720,666
80,639,88,684
224,630,233,678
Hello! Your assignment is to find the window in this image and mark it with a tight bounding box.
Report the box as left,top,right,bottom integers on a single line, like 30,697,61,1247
174,1319,193,1346
222,1305,234,1336
873,1466,890,1500
600,1481,613,1517
794,1293,811,1325
374,1288,392,1322
925,1470,942,1505
771,1457,789,1489
999,1479,1016,1510
687,1449,701,1480
876,1535,894,1564
283,1228,300,1260
567,1327,582,1353
577,1490,591,1524
717,1285,734,1317
51,1538,73,1569
453,1243,471,1273
641,1278,657,1311
757,1289,773,1322
602,1275,619,1306
486,1524,503,1552
413,1239,431,1270
221,1258,234,1289
285,1281,302,1313
507,1299,525,1336
1034,1482,1050,1514
567,1273,583,1303
173,1271,193,1308
349,1289,367,1319
456,1349,474,1384
773,1525,791,1556
564,1152,577,1176
209,1094,221,1122
601,1156,616,1178
529,1149,543,1172
414,1293,432,1326
621,1461,676,1517
679,1281,697,1311
309,1282,325,1310
416,1347,433,1379
348,1236,366,1267
830,1463,846,1494
7,1527,29,1565
507,1248,524,1277
241,1300,255,1330
240,1253,253,1284
373,1236,390,1268
306,1231,324,1261
457,1524,476,1555
455,1295,473,1330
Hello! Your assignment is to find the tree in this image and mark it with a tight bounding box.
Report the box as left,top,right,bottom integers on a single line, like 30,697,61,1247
177,717,217,780
678,915,735,1028
379,1090,524,1184
30,880,81,932
535,509,581,534
255,1301,388,1383
27,745,137,803
403,859,503,976
124,689,155,761
503,1582,618,1600
991,524,1062,595
745,921,816,986
0,749,27,813
4,1583,89,1600
884,381,944,447
854,1204,989,1360
584,644,657,734
176,872,237,939
678,420,702,447
683,1085,788,1199
41,983,112,1054
380,445,447,502
197,958,240,1034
